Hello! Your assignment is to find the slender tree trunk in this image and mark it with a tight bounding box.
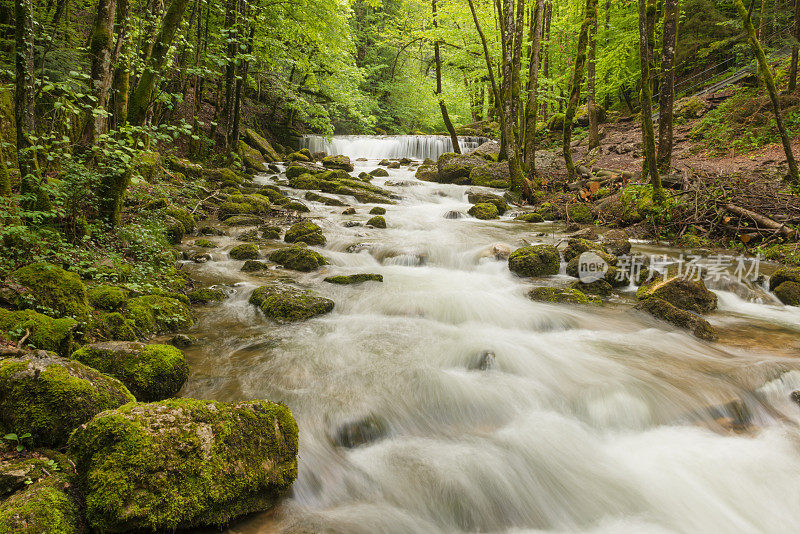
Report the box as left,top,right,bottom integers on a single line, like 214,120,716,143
0,148,11,197
128,0,190,127
759,0,768,41
789,0,800,91
523,0,544,177
433,0,461,154
563,0,596,181
638,0,665,203
231,8,253,149
222,0,238,149
501,0,526,192
657,0,678,172
82,0,117,145
603,0,612,109
587,4,599,150
111,0,130,128
15,0,50,214
541,0,552,117
467,0,504,142
735,0,799,185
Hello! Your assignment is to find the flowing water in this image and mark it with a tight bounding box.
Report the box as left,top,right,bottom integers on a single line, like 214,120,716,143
302,135,488,161
180,148,800,534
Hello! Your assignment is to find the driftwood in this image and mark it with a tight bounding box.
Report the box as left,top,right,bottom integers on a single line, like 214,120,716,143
725,203,796,239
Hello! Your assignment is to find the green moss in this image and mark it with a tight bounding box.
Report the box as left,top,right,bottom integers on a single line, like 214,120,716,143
258,187,289,205
122,295,193,337
238,140,268,173
527,286,601,305
468,162,510,188
306,191,347,206
284,221,326,246
466,192,508,214
135,151,162,183
195,239,216,248
87,285,129,311
224,215,263,226
0,309,77,356
71,342,189,402
68,398,298,531
229,244,260,260
774,281,800,306
515,212,544,223
284,201,310,213
0,353,134,446
165,206,196,234
562,238,608,262
324,274,383,284
369,207,386,215
268,246,327,272
188,288,226,304
635,297,718,341
218,194,270,219
241,260,269,272
468,203,499,220
287,150,312,162
165,216,185,244
568,203,594,223
769,267,800,291
677,234,711,249
11,263,91,324
249,285,334,322
637,276,718,314
92,312,137,341
371,167,390,177
508,245,560,277
321,155,354,171
289,173,323,190
535,202,561,221
570,279,614,296
367,215,387,228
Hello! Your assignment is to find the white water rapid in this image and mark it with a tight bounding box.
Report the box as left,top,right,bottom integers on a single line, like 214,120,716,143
180,150,800,534
302,134,488,160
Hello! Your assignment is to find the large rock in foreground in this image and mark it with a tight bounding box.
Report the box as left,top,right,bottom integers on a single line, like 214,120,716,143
508,245,560,277
6,262,90,324
68,399,298,532
249,284,334,322
0,352,134,447
437,153,486,184
637,276,717,314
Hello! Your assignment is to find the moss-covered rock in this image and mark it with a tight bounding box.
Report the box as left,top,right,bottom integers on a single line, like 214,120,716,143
414,164,437,181
366,215,387,228
324,274,383,285
637,276,717,314
562,238,608,262
564,251,626,287
195,238,216,248
10,263,90,324
205,167,244,188
165,206,196,234
769,267,800,291
0,353,134,446
437,153,486,184
287,150,312,163
260,225,282,240
92,312,137,342
0,309,77,356
774,281,800,306
244,129,281,161
468,203,499,220
635,297,718,341
218,194,271,219
286,163,327,180
238,140,268,173
165,216,185,244
188,287,227,304
167,156,204,178
241,260,269,272
508,245,560,277
570,279,614,296
268,246,327,272
87,285,128,311
134,151,162,182
249,284,334,322
527,286,601,305
535,202,562,221
322,155,354,172
68,398,298,532
306,191,347,206
568,203,594,223
515,212,544,223
342,207,356,215
284,200,310,213
369,206,387,215
122,295,193,337
284,221,326,246
229,244,260,260
224,215,263,226
71,342,189,402
467,191,508,214
468,161,510,188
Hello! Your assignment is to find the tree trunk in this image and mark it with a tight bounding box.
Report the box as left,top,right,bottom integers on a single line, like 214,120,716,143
82,0,117,145
111,0,130,128
501,0,526,192
789,0,800,91
638,0,665,203
433,0,461,154
735,0,799,185
127,0,191,127
541,0,551,117
603,0,612,110
657,0,678,172
15,0,50,214
467,0,504,142
587,3,600,150
231,8,253,149
523,0,544,177
221,0,238,149
563,0,596,181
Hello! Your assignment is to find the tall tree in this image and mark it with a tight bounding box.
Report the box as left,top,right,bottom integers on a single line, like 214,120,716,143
587,2,599,150
638,0,665,203
563,0,597,181
657,0,679,171
789,0,800,91
523,0,545,177
111,0,131,128
82,0,118,145
432,0,461,153
734,0,799,185
500,0,527,193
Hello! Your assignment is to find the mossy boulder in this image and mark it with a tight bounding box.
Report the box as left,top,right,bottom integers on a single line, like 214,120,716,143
535,202,562,221
284,200,310,213
508,245,560,277
565,251,625,287
370,167,389,177
195,238,216,248
165,216,185,244
635,297,718,341
10,263,90,324
92,312,137,342
369,206,386,215
285,163,327,180
238,140,268,173
306,191,347,206
367,215,387,228
637,276,717,314
284,221,326,246
468,161,510,188
244,129,281,161
71,342,189,402
165,206,196,234
122,295,193,337
68,398,298,532
568,203,594,223
188,287,226,304
774,281,800,306
134,151,162,182
249,284,334,322
467,191,508,214
570,279,614,297
515,212,544,223
167,157,204,178
324,274,383,285
287,150,312,163
0,309,77,356
527,286,601,305
468,203,499,220
229,244,260,260
224,215,263,226
437,153,485,184
0,353,134,447
218,194,271,219
241,260,269,272
268,246,327,272
562,238,608,262
322,155,354,172
769,267,800,291
205,167,244,187
414,164,437,181
87,284,128,311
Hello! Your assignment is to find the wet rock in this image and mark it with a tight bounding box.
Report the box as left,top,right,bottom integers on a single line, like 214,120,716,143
367,215,387,228
324,274,383,285
399,157,412,165
528,286,601,305
249,284,334,322
370,168,389,177
260,225,282,240
268,246,327,272
444,210,465,219
331,414,388,448
188,287,227,304
478,243,512,261
604,239,632,257
635,297,718,341
236,229,262,242
570,227,599,240
468,202,499,220
284,221,326,246
469,140,501,160
570,279,614,297
369,206,386,215
469,161,510,188
241,260,270,272
774,281,800,306
565,252,627,287
306,191,347,206
199,226,227,236
224,215,263,227
469,350,496,371
284,200,310,213
194,238,216,248
321,155,354,172
437,153,486,184
378,159,390,166
562,238,609,262
0,353,135,447
346,243,374,254
466,191,509,214
415,163,438,181
637,276,718,314
769,267,800,291
342,207,356,215
169,334,195,348
71,342,189,402
343,221,363,228
515,212,544,223
229,244,260,260
508,245,560,277
68,399,298,532
285,162,326,179
387,161,400,169
193,253,212,263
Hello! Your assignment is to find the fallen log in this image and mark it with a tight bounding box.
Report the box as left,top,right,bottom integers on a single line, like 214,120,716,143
724,203,796,240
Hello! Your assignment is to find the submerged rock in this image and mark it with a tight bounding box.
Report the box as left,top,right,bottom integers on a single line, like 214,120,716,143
71,342,189,402
324,274,383,285
635,297,718,341
637,276,718,314
528,286,601,305
444,210,465,219
249,284,334,322
469,350,496,371
68,399,298,532
229,243,260,260
331,414,388,448
0,352,134,447
367,215,387,228
284,221,326,246
342,207,357,215
269,246,327,272
508,245,560,277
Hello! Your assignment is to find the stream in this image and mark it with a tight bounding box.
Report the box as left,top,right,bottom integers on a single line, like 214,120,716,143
180,147,800,533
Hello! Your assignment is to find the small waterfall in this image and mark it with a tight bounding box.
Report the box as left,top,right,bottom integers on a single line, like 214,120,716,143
302,135,489,160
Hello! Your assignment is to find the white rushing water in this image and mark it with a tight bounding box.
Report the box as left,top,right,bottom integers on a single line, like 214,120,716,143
180,155,800,534
302,135,488,160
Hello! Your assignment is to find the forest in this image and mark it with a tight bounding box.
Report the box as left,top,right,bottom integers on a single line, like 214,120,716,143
3,0,800,533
